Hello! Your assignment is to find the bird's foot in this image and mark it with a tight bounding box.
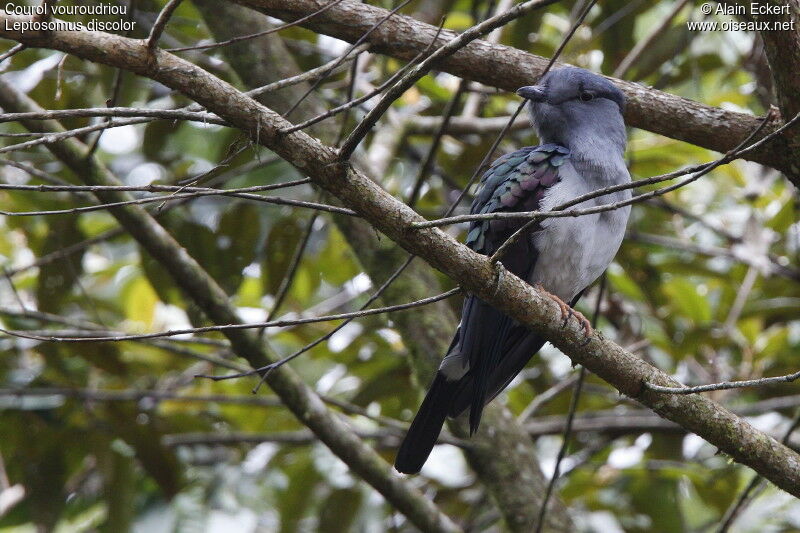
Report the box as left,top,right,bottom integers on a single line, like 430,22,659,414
535,283,593,340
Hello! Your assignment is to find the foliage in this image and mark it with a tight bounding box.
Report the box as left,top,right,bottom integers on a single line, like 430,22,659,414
0,0,799,531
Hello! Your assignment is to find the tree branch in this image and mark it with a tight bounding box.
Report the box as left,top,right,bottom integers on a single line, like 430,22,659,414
236,0,800,182
0,38,459,533
188,4,575,529
3,7,800,500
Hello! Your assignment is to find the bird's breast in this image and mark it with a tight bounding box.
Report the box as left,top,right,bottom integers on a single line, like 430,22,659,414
529,162,630,301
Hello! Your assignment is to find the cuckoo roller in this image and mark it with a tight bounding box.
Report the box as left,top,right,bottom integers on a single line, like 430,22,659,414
395,67,632,474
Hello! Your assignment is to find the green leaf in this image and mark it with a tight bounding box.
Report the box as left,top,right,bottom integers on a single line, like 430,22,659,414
662,278,712,324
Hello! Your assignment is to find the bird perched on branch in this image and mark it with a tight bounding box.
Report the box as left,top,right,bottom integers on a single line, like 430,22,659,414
395,67,632,474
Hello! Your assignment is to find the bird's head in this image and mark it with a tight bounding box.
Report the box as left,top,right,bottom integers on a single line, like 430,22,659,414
517,67,627,155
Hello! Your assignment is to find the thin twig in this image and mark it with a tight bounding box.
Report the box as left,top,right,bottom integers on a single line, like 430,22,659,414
643,370,800,395
282,0,413,119
264,213,318,323
612,0,690,79
333,47,361,147
0,179,312,194
248,43,369,99
85,0,134,157
407,78,468,207
0,43,26,65
0,189,350,217
147,0,183,53
517,373,580,422
166,0,347,53
0,288,461,343
716,408,800,533
0,106,225,125
198,284,460,385
415,108,796,232
247,254,418,392
535,273,605,532
337,0,559,161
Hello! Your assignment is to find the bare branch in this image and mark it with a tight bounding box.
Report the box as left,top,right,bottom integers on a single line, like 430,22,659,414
3,8,800,501
0,106,224,124
282,0,413,119
0,35,460,533
244,0,800,181
0,190,353,217
0,288,460,343
167,0,346,53
643,370,800,395
337,0,559,160
147,0,183,53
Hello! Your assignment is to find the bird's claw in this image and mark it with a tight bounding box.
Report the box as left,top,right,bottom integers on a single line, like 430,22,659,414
535,283,593,341
574,311,593,339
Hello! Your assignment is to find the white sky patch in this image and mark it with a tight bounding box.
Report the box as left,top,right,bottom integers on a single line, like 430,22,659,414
126,162,165,186
10,235,34,270
1,164,29,184
582,49,604,71
328,376,361,395
421,444,471,487
719,101,752,114
345,272,373,294
317,34,350,56
188,197,223,231
242,262,261,278
740,81,757,95
376,327,402,348
82,251,110,274
316,364,347,395
682,434,706,458
583,511,625,533
537,435,562,477
153,303,191,332
112,265,137,290
237,306,266,324
3,53,63,92
745,412,784,433
608,434,651,469
207,510,257,533
312,443,355,489
538,343,572,378
435,72,461,91
242,443,279,474
98,124,139,154
327,322,363,353
608,445,643,469
357,343,375,361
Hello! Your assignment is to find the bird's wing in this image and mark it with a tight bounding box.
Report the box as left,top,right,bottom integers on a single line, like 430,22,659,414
449,144,570,432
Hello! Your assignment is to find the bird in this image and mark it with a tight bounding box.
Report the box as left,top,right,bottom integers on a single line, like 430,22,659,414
394,66,632,475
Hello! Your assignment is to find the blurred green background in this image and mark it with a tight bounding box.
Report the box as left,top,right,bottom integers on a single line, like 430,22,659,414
1,0,799,531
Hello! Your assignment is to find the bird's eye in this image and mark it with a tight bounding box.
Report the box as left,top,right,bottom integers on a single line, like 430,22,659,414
580,91,594,102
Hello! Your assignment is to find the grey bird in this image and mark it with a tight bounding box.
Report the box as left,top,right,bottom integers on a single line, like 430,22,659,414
394,67,632,474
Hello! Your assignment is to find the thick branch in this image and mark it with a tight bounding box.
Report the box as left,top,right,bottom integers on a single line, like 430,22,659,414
751,0,800,156
0,38,458,533
235,0,800,182
189,4,573,529
3,13,800,498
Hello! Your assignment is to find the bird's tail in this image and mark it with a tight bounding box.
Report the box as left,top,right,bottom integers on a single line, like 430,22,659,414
394,373,456,474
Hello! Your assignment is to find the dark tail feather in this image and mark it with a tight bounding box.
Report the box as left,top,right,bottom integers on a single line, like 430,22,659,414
395,374,455,474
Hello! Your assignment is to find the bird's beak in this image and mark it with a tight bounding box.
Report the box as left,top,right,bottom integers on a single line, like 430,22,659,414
516,85,546,102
